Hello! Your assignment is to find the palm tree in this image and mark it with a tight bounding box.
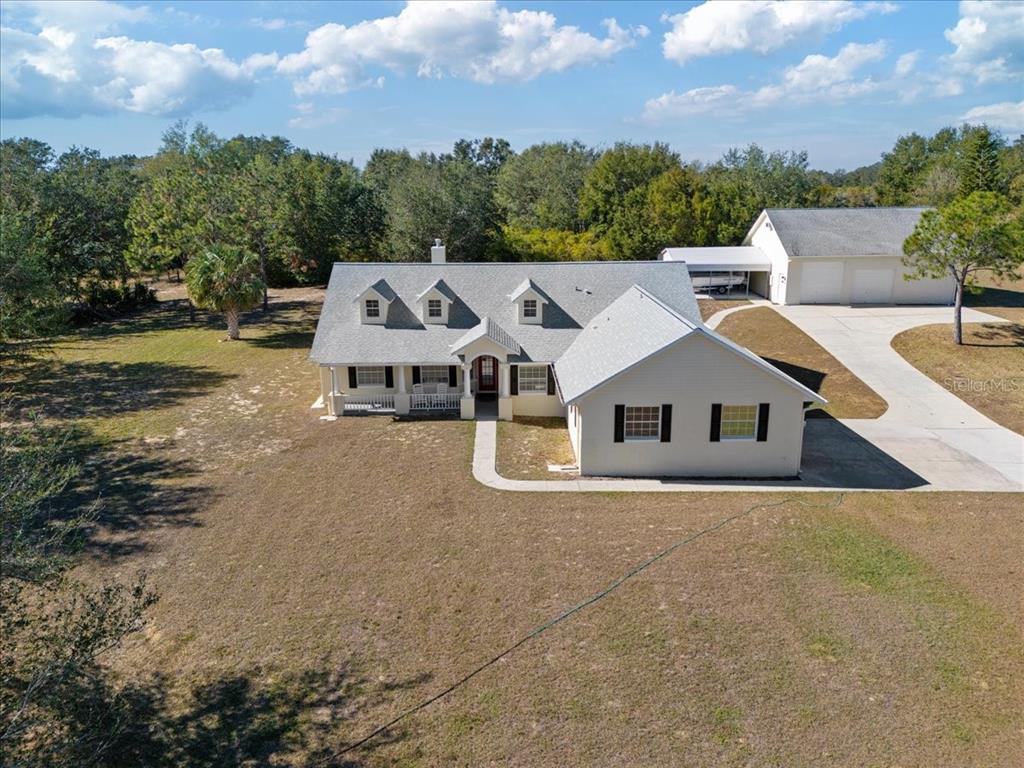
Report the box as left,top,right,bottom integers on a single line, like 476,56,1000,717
184,245,265,340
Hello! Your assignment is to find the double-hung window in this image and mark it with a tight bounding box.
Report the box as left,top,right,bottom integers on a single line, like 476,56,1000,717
624,405,660,441
365,299,380,318
518,364,547,394
420,365,449,384
356,366,386,387
720,404,757,440
523,299,538,318
427,299,442,318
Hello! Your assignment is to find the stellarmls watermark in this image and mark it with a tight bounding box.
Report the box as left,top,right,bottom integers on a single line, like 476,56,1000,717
944,376,1023,393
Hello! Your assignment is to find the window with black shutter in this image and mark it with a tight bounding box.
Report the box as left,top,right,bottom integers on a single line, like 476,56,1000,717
614,404,625,443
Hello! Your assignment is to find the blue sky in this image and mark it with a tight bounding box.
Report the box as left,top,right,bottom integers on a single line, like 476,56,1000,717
2,1,1021,170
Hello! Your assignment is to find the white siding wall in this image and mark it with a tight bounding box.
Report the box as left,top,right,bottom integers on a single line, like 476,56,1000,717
788,257,954,305
567,403,582,463
511,393,565,417
748,216,790,304
575,334,809,478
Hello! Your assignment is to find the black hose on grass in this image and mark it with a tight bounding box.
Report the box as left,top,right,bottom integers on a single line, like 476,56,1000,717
323,492,846,761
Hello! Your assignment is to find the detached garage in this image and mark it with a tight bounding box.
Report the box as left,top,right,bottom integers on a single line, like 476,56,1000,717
743,207,955,306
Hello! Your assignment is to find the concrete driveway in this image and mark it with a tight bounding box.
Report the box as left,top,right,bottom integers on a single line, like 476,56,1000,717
774,305,1024,492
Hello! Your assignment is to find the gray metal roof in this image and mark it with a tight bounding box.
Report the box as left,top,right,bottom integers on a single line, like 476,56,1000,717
659,246,771,272
760,207,929,258
555,285,826,405
310,261,700,365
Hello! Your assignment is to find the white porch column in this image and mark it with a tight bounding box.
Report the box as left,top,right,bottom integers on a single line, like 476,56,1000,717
394,364,410,415
460,362,475,419
499,363,510,398
397,365,407,393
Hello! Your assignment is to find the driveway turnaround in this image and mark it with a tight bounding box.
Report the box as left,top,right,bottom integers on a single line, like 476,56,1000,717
773,305,1023,492
473,304,1023,494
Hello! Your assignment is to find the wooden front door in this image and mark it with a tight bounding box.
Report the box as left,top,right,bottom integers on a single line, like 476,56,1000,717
475,356,497,393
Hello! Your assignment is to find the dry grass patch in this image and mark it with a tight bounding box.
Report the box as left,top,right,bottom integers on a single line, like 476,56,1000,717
496,416,576,480
697,298,751,322
14,297,1024,766
714,307,888,419
892,322,1024,434
894,275,1024,435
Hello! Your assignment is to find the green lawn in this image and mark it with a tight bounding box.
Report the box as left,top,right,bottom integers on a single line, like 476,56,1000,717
9,297,1024,767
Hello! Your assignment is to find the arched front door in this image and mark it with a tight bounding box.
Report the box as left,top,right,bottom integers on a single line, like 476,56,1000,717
474,355,498,394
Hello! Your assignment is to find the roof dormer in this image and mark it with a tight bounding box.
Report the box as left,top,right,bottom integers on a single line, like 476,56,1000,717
415,278,457,325
509,278,549,325
354,279,396,325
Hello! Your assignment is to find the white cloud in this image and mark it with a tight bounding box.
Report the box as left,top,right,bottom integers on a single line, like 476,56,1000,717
1,1,269,117
960,101,1024,133
251,17,307,31
287,101,346,129
277,0,647,96
893,51,918,77
642,41,888,121
944,1,1024,82
661,0,895,64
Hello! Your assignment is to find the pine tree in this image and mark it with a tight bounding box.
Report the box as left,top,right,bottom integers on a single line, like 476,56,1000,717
959,126,1002,197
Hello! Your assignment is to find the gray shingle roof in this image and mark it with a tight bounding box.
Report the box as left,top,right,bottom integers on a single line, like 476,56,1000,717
355,278,397,303
555,285,826,405
509,277,551,303
310,261,700,365
415,278,457,302
760,207,929,258
450,316,521,354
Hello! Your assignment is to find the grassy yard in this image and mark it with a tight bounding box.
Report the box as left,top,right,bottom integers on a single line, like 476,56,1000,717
496,417,577,480
8,296,1024,767
892,273,1023,435
714,307,888,419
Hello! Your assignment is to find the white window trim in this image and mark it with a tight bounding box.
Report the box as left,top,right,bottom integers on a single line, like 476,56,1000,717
517,364,548,396
427,299,443,318
365,299,380,318
624,405,661,442
523,299,538,318
720,404,758,441
356,365,387,388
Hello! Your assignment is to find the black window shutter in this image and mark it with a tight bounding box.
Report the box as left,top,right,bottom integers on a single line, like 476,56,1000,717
348,367,358,389
546,365,555,396
510,365,519,395
412,366,421,385
709,403,722,442
757,403,770,442
447,365,457,387
614,404,625,443
660,404,672,443
384,366,394,388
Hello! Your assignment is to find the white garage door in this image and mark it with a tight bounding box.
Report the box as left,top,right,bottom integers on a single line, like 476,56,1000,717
799,261,843,304
852,268,894,304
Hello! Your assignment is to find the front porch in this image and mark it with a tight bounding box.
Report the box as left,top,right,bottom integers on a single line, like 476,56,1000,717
322,359,514,420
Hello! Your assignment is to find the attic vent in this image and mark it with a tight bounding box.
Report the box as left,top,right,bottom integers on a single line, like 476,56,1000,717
575,286,592,295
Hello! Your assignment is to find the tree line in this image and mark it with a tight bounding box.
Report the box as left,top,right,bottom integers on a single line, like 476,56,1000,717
2,122,1022,341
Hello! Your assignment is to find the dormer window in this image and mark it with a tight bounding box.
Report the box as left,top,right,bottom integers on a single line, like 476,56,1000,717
509,278,549,326
416,279,456,325
354,279,396,325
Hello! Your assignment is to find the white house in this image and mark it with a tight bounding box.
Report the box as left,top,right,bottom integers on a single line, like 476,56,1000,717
310,245,825,478
661,207,955,305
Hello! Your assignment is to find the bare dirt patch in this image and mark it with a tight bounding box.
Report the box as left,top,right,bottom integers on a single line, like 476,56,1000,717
697,298,751,322
496,416,577,480
715,307,888,419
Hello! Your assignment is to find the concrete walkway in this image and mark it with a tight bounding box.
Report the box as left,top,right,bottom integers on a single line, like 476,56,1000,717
703,299,770,330
773,304,1024,492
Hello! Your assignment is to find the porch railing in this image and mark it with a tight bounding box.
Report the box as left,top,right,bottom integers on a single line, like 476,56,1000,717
342,393,395,413
411,392,461,411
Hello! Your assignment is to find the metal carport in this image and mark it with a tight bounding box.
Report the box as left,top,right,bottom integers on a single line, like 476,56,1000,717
658,246,772,298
